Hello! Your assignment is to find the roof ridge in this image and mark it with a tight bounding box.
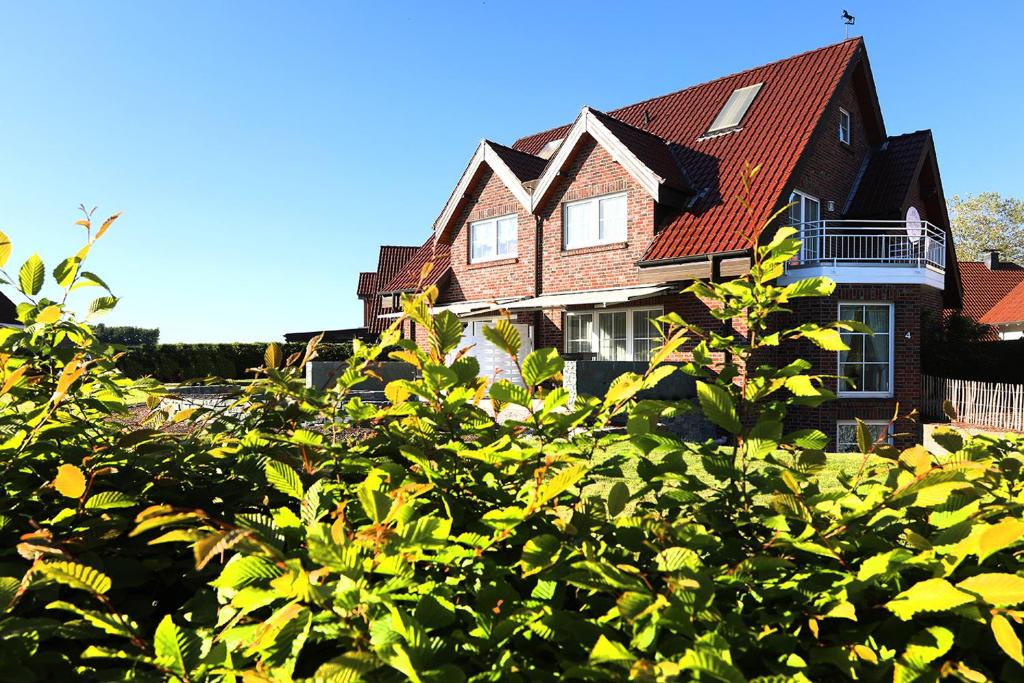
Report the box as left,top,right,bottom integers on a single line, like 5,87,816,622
485,139,544,159
513,38,863,145
886,129,932,140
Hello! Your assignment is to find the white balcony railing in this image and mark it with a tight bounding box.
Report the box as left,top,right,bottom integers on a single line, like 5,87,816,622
791,220,946,271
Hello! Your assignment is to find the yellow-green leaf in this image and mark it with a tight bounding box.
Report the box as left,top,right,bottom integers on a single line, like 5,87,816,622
54,464,87,498
979,518,1024,562
992,613,1024,666
19,253,45,296
265,342,283,369
885,578,974,621
38,561,111,595
36,305,61,325
957,573,1024,606
0,230,11,268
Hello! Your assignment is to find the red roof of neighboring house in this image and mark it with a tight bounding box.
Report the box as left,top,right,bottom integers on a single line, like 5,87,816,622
847,131,931,219
376,246,419,285
513,38,865,262
959,261,1024,321
381,237,452,293
981,279,1024,325
356,272,378,298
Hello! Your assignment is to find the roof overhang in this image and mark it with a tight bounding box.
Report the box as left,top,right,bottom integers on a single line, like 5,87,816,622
434,141,534,241
530,107,681,212
379,297,525,320
501,285,671,312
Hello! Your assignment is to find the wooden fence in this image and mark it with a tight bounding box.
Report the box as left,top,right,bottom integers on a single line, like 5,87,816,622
923,375,1024,433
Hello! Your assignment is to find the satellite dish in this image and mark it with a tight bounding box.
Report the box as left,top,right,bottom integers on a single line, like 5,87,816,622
906,207,923,244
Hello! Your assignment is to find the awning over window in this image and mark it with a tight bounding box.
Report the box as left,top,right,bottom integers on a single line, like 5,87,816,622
500,285,671,312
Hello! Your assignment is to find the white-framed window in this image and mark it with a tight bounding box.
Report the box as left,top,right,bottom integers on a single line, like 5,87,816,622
563,306,662,361
565,312,594,355
563,192,627,249
706,83,763,135
470,214,518,263
838,302,894,397
839,108,852,145
836,420,892,453
789,190,820,228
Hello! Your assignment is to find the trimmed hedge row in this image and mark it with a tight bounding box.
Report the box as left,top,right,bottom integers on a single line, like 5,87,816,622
115,342,353,382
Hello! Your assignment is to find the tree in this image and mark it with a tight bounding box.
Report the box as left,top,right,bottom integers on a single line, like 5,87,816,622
948,191,1024,263
92,323,160,346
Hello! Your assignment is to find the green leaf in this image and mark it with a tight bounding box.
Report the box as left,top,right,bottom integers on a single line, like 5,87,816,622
856,419,873,454
534,462,588,509
87,295,119,317
358,483,391,523
801,327,847,351
265,460,304,500
781,276,835,299
521,347,563,387
521,534,560,576
53,256,81,288
75,270,112,293
490,380,530,408
38,561,112,595
902,626,954,669
885,578,974,621
84,491,137,510
957,573,1024,606
430,310,464,357
314,652,380,682
211,555,284,590
46,600,138,639
19,253,44,296
0,230,11,268
679,649,746,683
154,614,201,677
992,614,1024,666
607,481,629,517
696,381,741,434
978,518,1024,562
483,319,521,357
605,372,644,405
589,634,635,664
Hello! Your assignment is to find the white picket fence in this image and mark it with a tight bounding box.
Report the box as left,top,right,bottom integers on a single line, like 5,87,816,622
923,375,1024,433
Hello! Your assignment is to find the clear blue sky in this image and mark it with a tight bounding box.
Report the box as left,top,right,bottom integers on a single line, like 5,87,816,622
1,1,1021,342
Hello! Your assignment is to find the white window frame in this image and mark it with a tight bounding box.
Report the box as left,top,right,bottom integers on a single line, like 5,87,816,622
469,214,518,263
836,420,892,453
562,192,628,250
839,108,852,145
563,305,663,361
837,302,895,399
790,190,821,261
706,83,763,135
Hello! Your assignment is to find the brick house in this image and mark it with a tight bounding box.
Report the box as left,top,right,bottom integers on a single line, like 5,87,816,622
366,38,964,449
957,251,1024,340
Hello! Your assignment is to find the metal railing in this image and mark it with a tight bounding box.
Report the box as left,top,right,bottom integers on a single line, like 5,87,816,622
791,220,946,270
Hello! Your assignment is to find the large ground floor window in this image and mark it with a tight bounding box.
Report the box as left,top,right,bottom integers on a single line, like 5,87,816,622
564,306,662,361
838,302,894,397
836,420,893,453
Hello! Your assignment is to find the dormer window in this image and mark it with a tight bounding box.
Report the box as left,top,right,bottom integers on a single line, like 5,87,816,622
839,108,852,145
470,214,518,263
704,83,762,136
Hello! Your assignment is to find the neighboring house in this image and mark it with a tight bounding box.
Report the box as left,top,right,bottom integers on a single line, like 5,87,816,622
364,38,963,449
958,250,1024,340
357,245,420,334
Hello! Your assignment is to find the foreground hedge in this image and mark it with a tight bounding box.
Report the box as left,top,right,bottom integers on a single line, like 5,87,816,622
1,206,1023,681
116,341,353,382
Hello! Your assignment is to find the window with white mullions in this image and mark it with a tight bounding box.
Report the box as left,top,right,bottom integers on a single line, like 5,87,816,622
470,214,518,263
790,190,821,261
563,193,627,249
839,108,852,145
838,302,894,397
836,420,892,453
563,306,662,361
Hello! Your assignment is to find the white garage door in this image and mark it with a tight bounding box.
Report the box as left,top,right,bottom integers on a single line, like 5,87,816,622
456,320,533,386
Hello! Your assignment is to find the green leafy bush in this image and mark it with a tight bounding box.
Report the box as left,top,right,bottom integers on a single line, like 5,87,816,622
93,324,161,347
116,341,353,382
1,205,1023,682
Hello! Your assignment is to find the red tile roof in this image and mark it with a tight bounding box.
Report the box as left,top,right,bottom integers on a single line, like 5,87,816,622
513,38,864,262
981,279,1024,325
376,246,419,286
381,237,452,293
847,131,931,219
587,109,692,193
356,271,378,298
959,261,1024,321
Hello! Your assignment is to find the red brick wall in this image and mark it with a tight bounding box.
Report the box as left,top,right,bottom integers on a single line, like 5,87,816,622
786,76,872,222
443,167,536,302
535,137,657,293
780,284,944,448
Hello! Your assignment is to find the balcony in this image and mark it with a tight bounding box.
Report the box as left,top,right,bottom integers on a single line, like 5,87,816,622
780,220,947,289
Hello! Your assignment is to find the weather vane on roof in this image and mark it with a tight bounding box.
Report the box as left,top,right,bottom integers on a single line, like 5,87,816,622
842,9,856,39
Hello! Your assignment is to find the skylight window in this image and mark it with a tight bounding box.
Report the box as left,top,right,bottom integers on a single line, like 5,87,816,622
537,138,564,160
705,83,763,135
